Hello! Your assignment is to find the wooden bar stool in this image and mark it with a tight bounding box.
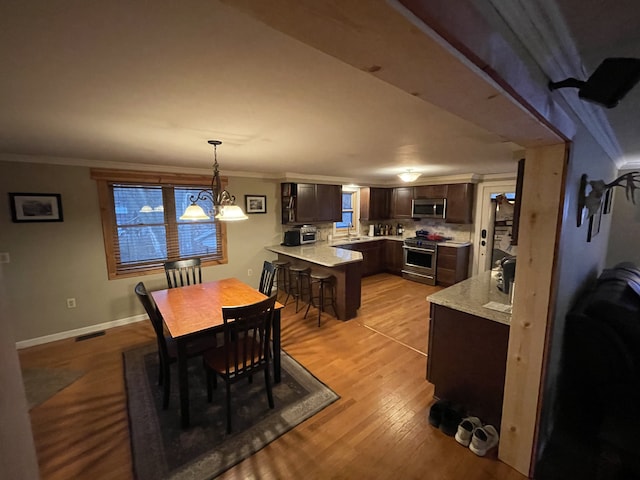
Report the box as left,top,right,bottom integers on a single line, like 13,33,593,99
304,272,337,326
286,265,311,313
271,260,290,302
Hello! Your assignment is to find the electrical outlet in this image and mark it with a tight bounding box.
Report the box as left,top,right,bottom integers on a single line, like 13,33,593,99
247,268,253,276
0,252,9,263
66,298,77,309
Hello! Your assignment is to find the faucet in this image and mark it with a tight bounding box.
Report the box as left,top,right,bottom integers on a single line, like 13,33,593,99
347,223,353,240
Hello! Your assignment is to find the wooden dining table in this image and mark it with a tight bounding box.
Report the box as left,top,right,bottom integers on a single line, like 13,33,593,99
151,277,284,428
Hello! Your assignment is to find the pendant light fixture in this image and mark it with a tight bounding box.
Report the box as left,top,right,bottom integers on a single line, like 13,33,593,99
180,140,248,222
398,169,421,182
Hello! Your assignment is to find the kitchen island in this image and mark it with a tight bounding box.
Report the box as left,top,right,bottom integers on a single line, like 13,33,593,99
265,242,363,320
426,270,511,429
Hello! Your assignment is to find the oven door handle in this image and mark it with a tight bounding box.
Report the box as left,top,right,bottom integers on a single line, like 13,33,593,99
403,245,436,254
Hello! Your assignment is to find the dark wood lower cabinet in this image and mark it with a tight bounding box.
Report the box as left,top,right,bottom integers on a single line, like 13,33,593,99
427,304,509,429
436,245,470,287
338,239,404,277
385,239,404,275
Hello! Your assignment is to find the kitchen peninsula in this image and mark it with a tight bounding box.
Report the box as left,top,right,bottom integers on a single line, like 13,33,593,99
426,270,511,429
265,243,363,320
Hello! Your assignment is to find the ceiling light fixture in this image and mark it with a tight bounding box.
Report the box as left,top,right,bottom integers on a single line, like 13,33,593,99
398,170,421,182
180,140,248,222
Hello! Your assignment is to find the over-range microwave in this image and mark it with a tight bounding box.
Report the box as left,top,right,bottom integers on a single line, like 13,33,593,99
411,198,447,219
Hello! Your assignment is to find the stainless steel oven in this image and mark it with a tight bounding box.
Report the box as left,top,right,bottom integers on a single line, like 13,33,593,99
402,238,437,285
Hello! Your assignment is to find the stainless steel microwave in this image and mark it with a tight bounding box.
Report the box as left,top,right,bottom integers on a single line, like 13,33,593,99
411,198,446,219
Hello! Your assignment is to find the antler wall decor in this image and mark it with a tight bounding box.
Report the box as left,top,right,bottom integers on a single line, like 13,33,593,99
578,171,640,241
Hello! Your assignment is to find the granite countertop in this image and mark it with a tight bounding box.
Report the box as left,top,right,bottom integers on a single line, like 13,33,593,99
427,270,511,325
266,242,363,267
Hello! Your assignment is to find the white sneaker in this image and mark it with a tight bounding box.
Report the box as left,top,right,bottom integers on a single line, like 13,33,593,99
469,425,499,456
454,416,482,447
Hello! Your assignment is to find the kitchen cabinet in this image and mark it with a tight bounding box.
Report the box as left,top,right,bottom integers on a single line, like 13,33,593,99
338,241,384,277
391,187,414,219
384,240,404,275
445,183,474,224
436,245,470,286
427,303,509,429
281,182,342,224
360,187,391,220
414,184,447,199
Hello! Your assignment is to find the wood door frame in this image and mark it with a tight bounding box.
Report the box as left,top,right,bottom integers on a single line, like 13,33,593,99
472,179,517,276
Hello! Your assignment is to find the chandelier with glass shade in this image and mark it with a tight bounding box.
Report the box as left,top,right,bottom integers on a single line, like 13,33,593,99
180,140,248,222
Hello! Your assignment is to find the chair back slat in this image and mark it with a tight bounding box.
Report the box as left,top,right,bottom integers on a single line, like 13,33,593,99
259,261,276,295
134,282,170,360
221,295,276,380
164,258,202,288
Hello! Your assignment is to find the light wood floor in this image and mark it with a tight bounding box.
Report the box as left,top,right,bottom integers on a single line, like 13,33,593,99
19,273,527,480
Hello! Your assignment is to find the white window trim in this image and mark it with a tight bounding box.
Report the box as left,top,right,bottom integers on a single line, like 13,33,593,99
334,187,360,237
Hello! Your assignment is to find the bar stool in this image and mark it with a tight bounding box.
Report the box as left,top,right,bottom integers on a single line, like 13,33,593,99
271,260,290,301
286,265,311,313
304,271,337,327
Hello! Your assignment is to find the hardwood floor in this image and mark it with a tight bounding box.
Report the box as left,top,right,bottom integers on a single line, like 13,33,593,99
19,273,527,480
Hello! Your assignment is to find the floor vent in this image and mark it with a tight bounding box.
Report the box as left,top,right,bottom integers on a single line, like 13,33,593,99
75,331,106,342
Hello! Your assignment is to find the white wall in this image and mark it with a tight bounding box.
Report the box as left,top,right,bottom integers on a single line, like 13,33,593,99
606,168,640,267
0,160,281,343
534,124,617,462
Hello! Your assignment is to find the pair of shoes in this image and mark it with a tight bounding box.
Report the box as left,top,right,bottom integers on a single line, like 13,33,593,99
454,416,482,446
427,399,463,437
455,418,499,456
428,399,450,428
469,425,500,456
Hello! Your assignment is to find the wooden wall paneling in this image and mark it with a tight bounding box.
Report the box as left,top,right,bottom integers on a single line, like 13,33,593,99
498,144,568,475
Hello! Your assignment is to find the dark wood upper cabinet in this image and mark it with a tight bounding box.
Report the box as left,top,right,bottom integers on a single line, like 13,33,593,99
445,183,474,224
295,183,317,223
317,184,342,222
391,187,414,219
360,187,391,220
414,184,447,199
281,182,342,224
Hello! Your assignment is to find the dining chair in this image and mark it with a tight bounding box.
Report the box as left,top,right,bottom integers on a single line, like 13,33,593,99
164,258,202,288
203,295,277,433
258,260,276,296
135,281,217,409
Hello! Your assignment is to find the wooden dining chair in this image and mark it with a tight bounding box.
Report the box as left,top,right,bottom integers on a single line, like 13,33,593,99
134,281,217,409
164,258,202,288
258,260,276,296
203,295,277,433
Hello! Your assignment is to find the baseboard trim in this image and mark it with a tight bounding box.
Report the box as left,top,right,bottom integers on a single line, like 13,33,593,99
15,314,147,349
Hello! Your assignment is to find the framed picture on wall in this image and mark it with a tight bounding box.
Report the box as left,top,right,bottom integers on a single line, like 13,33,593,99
9,193,64,223
245,195,267,214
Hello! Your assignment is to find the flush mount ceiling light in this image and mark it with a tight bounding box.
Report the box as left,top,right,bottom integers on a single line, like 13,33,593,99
180,140,248,222
398,170,422,182
549,57,640,108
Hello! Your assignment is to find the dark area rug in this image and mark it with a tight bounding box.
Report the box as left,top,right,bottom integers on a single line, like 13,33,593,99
22,367,84,409
123,343,339,480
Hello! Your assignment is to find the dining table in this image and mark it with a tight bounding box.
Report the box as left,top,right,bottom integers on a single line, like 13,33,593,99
151,277,284,428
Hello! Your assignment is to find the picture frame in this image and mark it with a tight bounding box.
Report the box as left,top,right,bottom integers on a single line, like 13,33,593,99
244,195,267,214
9,193,64,223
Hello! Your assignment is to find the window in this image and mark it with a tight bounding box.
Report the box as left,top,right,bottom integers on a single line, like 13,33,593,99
92,169,228,279
335,189,358,235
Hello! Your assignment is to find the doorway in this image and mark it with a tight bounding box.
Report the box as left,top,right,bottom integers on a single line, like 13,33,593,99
472,180,517,276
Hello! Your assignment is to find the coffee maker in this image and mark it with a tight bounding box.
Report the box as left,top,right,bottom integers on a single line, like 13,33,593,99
497,257,517,295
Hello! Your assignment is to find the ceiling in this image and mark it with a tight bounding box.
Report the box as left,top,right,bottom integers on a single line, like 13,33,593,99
0,0,637,185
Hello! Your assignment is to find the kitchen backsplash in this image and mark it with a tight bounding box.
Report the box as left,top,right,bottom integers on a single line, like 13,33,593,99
312,219,473,243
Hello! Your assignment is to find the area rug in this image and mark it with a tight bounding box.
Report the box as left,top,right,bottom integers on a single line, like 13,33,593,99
22,367,84,409
123,343,339,480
